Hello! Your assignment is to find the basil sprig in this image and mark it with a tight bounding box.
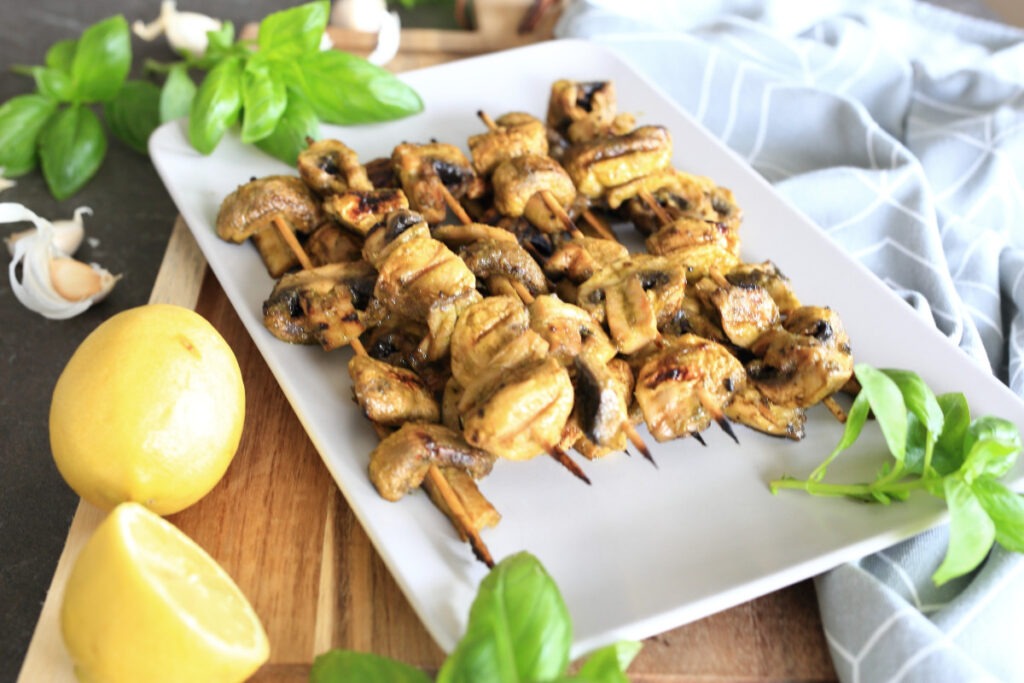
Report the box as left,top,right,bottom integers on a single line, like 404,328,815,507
311,553,642,683
772,364,1024,585
0,1,423,200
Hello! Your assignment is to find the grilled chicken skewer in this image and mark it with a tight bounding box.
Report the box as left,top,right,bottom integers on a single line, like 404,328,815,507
269,211,499,567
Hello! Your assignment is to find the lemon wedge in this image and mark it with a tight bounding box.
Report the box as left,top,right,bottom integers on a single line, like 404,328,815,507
61,502,270,683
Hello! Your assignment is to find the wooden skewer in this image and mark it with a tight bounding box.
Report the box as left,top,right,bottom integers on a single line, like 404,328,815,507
822,395,848,423
477,109,501,132
540,190,585,240
546,444,591,485
695,384,740,445
581,209,619,242
638,188,673,226
623,422,657,468
691,431,707,446
272,215,315,271
440,183,475,225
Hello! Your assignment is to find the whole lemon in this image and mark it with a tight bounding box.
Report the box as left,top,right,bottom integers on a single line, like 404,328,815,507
50,304,245,515
61,502,270,683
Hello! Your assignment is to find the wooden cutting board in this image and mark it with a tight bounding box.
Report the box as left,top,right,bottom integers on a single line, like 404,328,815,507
18,220,838,682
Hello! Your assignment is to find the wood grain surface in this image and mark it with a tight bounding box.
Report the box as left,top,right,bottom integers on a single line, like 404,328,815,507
18,221,838,683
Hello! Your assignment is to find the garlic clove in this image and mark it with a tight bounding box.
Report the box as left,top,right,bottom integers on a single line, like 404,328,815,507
331,0,388,32
4,202,120,320
133,0,222,57
366,11,401,66
6,205,90,257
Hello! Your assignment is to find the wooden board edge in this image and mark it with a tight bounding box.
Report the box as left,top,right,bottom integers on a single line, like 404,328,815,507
16,217,207,682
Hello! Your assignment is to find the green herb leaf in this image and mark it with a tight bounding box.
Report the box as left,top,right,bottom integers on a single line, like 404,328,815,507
159,64,197,123
24,66,75,102
933,475,996,586
190,21,240,69
807,390,870,482
289,49,424,125
104,80,161,154
70,15,131,103
574,641,643,683
46,38,78,72
961,416,1022,480
881,369,943,438
0,94,58,176
254,91,319,165
188,56,244,154
972,478,1024,553
934,392,971,475
240,58,286,143
38,105,107,200
310,649,432,683
855,364,908,465
257,1,329,59
437,552,572,683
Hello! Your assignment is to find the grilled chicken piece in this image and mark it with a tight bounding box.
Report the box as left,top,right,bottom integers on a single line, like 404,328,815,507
392,142,486,223
468,112,548,175
634,334,746,442
574,355,634,452
450,295,530,388
645,216,741,277
459,237,549,297
613,169,742,236
368,422,496,501
262,261,377,349
546,79,635,145
577,254,688,355
748,306,854,408
305,222,362,266
372,212,482,360
433,222,519,248
460,351,575,461
364,156,398,189
298,138,373,196
527,294,617,367
348,354,440,426
562,126,672,199
726,261,801,314
724,384,806,440
491,155,577,234
323,188,410,237
693,275,780,349
362,209,432,268
543,235,630,285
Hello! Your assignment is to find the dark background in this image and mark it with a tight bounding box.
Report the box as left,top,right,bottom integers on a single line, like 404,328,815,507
0,2,457,679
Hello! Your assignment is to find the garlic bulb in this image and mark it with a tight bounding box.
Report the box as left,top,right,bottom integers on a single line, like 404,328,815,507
6,206,90,257
3,203,120,320
366,10,400,66
132,1,222,57
331,0,388,32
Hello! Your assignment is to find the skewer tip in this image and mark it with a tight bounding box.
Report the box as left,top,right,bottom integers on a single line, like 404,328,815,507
716,416,740,445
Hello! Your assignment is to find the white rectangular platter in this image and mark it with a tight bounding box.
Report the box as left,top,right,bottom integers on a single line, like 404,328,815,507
149,39,1024,657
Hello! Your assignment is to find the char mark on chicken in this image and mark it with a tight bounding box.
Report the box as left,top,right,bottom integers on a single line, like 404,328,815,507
298,138,374,196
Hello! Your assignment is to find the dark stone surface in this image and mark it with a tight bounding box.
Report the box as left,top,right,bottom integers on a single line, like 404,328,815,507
0,2,291,679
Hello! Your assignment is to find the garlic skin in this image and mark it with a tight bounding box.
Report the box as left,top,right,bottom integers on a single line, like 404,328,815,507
331,0,388,32
132,1,222,57
6,206,90,258
3,203,120,320
366,11,400,66
0,168,15,193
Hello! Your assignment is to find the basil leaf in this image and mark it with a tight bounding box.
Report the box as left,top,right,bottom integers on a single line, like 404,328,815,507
881,368,943,438
159,64,197,123
254,91,319,165
903,411,928,475
855,364,907,464
961,416,1022,479
934,392,971,475
191,21,238,69
257,1,329,59
290,49,423,125
575,641,643,683
437,552,572,683
70,15,131,103
310,650,432,683
809,390,870,481
46,38,78,72
960,439,1021,483
972,478,1024,553
0,94,58,176
188,56,244,154
104,80,161,154
933,475,995,586
27,67,75,102
39,105,107,200
240,59,286,143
